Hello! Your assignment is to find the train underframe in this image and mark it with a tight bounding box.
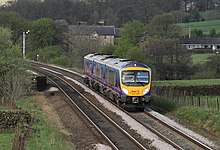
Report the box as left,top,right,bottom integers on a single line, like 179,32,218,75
84,76,150,110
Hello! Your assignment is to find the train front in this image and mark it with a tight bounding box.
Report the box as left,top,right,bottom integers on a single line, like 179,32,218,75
119,63,151,110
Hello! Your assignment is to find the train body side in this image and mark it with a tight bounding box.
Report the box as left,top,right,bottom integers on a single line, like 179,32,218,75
83,53,151,110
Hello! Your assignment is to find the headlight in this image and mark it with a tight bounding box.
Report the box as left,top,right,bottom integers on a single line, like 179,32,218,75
122,88,128,95
142,88,149,95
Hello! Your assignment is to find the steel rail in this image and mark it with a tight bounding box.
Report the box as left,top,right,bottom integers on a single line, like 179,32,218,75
29,61,213,150
144,109,213,150
31,66,148,150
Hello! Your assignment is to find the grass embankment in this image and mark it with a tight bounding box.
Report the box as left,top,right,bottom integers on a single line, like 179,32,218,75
0,132,14,150
0,96,72,150
152,78,220,137
175,107,220,133
16,96,71,150
152,97,220,136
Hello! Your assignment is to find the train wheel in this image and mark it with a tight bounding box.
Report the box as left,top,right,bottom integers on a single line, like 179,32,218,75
115,98,121,106
137,107,145,111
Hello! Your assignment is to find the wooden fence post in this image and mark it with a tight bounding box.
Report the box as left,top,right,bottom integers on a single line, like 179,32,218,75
206,96,209,108
190,92,192,106
198,96,201,108
184,90,186,104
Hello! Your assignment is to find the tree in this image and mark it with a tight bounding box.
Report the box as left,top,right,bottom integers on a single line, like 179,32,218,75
141,37,193,80
114,20,145,58
207,52,220,75
0,11,29,42
62,26,102,68
155,0,182,12
0,27,30,102
37,45,67,66
210,28,216,37
99,44,116,55
2,0,42,19
191,28,203,37
148,13,182,38
30,18,56,50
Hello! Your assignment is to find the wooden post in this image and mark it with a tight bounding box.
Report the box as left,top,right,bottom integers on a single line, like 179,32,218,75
206,96,209,108
217,97,219,111
184,90,186,104
198,96,201,107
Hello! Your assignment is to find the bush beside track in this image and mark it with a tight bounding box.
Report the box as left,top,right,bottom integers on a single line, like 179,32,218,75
0,111,33,130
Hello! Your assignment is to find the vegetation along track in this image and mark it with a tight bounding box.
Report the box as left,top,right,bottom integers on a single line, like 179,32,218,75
31,65,149,150
29,61,214,149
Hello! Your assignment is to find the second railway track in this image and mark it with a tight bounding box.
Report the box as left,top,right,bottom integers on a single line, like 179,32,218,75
31,65,150,150
29,61,216,150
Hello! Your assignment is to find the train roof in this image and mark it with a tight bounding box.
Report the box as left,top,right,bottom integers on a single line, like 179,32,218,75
84,53,150,70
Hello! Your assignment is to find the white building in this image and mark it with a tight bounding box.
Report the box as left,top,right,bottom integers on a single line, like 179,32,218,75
182,38,220,52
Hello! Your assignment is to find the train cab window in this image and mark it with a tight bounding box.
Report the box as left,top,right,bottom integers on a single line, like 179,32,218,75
122,70,149,86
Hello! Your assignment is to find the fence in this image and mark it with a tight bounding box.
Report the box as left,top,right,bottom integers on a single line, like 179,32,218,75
152,89,220,111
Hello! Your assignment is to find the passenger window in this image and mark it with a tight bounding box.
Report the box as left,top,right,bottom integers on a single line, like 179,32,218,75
115,71,118,87
101,66,104,79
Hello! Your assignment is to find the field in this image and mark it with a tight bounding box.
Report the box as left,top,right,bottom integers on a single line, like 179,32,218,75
178,20,220,35
191,53,213,64
153,78,220,86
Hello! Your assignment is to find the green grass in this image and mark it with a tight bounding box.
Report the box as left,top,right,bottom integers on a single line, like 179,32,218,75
16,97,72,150
0,131,14,150
153,78,220,86
152,97,220,136
191,53,213,64
178,19,220,35
174,106,220,134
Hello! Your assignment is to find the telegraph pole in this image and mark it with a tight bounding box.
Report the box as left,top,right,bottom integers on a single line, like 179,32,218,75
22,30,30,59
22,32,26,59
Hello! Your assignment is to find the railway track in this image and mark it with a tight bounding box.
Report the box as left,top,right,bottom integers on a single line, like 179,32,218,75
31,65,149,150
29,61,216,150
131,110,214,150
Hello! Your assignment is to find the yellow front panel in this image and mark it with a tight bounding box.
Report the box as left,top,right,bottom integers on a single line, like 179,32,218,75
120,67,151,96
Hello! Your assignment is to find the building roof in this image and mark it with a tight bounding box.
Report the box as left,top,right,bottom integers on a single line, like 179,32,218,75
181,38,220,45
69,25,121,36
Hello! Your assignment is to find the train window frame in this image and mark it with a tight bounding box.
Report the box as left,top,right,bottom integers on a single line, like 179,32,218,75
121,70,149,86
114,71,118,87
109,69,115,85
95,63,100,79
85,61,92,75
101,65,104,80
106,68,109,84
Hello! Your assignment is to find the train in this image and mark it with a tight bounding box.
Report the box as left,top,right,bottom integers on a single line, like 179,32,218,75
83,53,151,110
